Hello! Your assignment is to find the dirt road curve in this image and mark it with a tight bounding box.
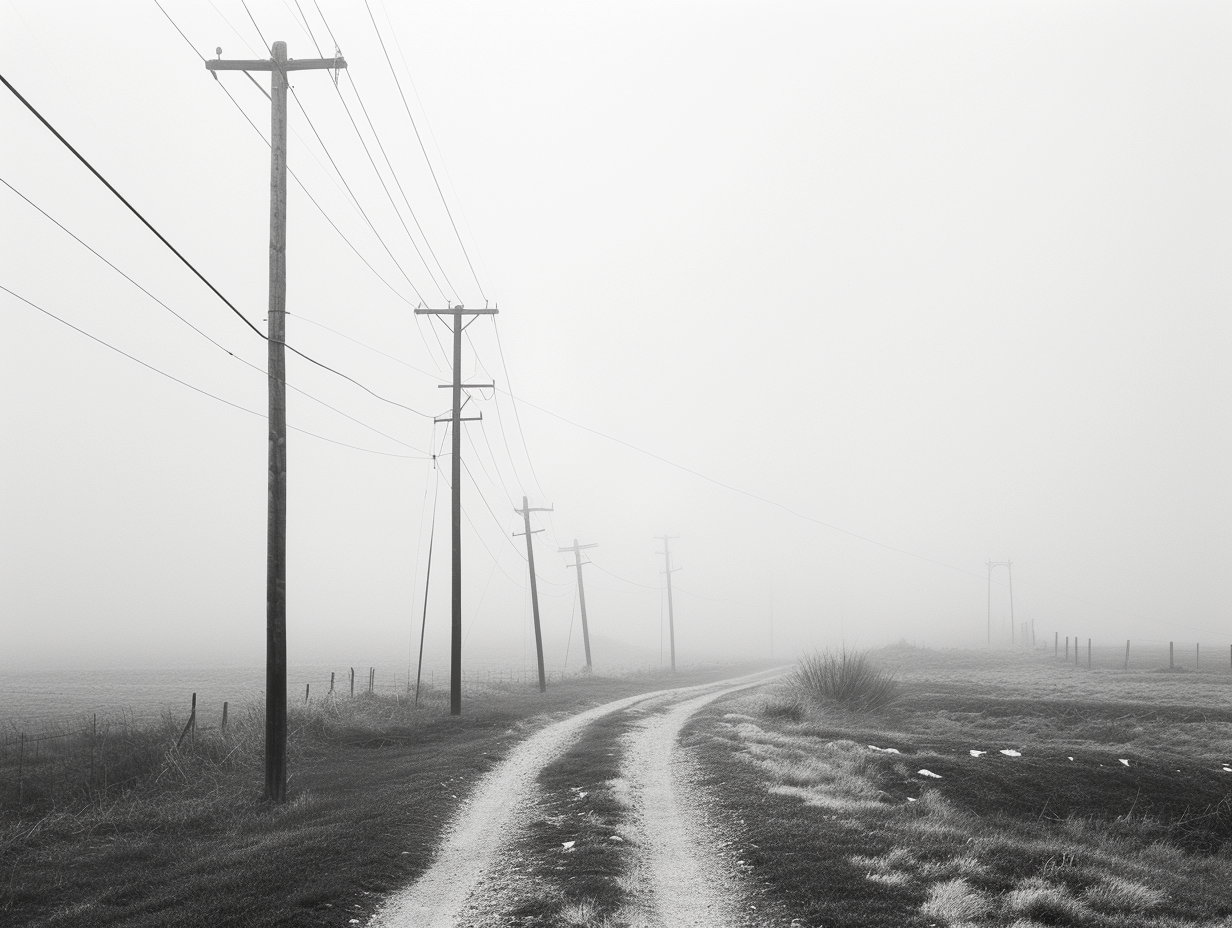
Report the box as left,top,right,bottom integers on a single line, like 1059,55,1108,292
369,669,783,928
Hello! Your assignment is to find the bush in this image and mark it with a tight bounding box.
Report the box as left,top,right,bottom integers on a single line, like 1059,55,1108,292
792,648,900,712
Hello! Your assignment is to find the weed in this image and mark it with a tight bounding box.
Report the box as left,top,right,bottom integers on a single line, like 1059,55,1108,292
792,648,900,712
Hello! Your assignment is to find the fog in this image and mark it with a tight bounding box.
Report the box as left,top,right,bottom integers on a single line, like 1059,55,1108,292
2,1,1228,676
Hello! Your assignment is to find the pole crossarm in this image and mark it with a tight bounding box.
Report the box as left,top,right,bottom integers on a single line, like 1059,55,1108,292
560,539,597,669
434,415,482,423
414,307,499,315
206,57,347,72
514,528,545,536
438,383,494,389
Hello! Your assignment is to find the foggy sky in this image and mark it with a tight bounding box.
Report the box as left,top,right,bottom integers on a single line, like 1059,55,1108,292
2,0,1228,673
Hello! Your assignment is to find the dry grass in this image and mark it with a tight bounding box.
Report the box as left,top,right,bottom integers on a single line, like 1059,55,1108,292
1,661,771,927
793,648,900,712
688,646,1232,928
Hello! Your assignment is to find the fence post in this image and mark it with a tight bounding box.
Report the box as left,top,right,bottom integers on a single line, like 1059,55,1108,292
1065,636,1069,660
1054,632,1058,657
1170,641,1174,670
1196,643,1200,669
329,671,335,694
1087,638,1091,669
222,701,229,733
1124,640,1130,670
190,694,196,748
305,683,310,704
369,667,374,694
18,731,24,804
350,667,355,697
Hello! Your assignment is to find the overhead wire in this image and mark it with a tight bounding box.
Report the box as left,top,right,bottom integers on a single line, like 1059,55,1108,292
2,176,428,452
0,284,426,460
312,2,462,303
2,64,435,420
156,1,425,312
362,0,487,303
492,317,550,499
237,0,437,307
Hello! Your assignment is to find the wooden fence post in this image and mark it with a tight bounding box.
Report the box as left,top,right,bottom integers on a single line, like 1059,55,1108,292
350,667,355,697
329,671,335,694
1065,636,1069,660
1054,632,1058,657
305,683,310,704
18,731,24,804
175,696,197,750
1124,640,1130,670
222,701,229,733
369,667,374,695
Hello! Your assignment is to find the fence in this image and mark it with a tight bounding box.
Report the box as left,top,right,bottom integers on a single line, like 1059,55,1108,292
1046,634,1230,672
0,662,609,810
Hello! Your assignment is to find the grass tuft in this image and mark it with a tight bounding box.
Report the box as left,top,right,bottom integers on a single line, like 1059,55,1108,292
920,876,993,921
791,648,900,712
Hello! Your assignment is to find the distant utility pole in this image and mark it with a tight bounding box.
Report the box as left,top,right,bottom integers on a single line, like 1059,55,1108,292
205,41,345,804
415,303,497,715
986,560,1014,648
515,497,554,691
657,536,680,671
559,539,598,671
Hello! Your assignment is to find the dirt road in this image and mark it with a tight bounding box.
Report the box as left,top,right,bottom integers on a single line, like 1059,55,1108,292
369,669,784,928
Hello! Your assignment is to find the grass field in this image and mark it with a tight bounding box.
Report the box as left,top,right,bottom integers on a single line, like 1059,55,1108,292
0,662,768,927
690,645,1232,928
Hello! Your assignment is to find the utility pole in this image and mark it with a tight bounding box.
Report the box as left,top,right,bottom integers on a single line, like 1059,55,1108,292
986,560,1013,649
559,539,598,671
415,305,496,714
515,496,554,692
656,536,679,671
206,42,345,804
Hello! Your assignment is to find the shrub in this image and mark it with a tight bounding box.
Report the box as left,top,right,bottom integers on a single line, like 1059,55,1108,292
792,648,900,711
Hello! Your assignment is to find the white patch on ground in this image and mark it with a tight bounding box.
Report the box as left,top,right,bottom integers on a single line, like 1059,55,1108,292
918,769,942,778
999,749,1022,757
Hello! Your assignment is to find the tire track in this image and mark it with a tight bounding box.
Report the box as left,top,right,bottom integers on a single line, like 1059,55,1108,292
369,668,784,928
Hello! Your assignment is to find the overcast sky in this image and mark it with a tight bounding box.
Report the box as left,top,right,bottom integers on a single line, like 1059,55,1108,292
2,0,1228,674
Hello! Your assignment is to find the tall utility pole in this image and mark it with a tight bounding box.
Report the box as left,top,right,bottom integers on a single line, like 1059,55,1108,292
415,305,496,714
656,535,679,671
986,560,1014,648
559,539,598,671
515,496,554,692
206,42,345,804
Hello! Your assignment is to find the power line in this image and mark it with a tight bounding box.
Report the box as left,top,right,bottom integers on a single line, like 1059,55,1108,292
2,68,435,420
0,284,427,460
362,0,487,302
155,0,425,312
1,176,428,451
235,0,433,306
0,71,262,338
311,2,461,302
492,317,550,499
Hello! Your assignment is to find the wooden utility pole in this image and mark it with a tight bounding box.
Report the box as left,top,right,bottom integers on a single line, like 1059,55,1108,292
516,496,554,691
656,536,679,671
559,539,598,671
414,304,496,714
986,560,1013,648
206,42,345,804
